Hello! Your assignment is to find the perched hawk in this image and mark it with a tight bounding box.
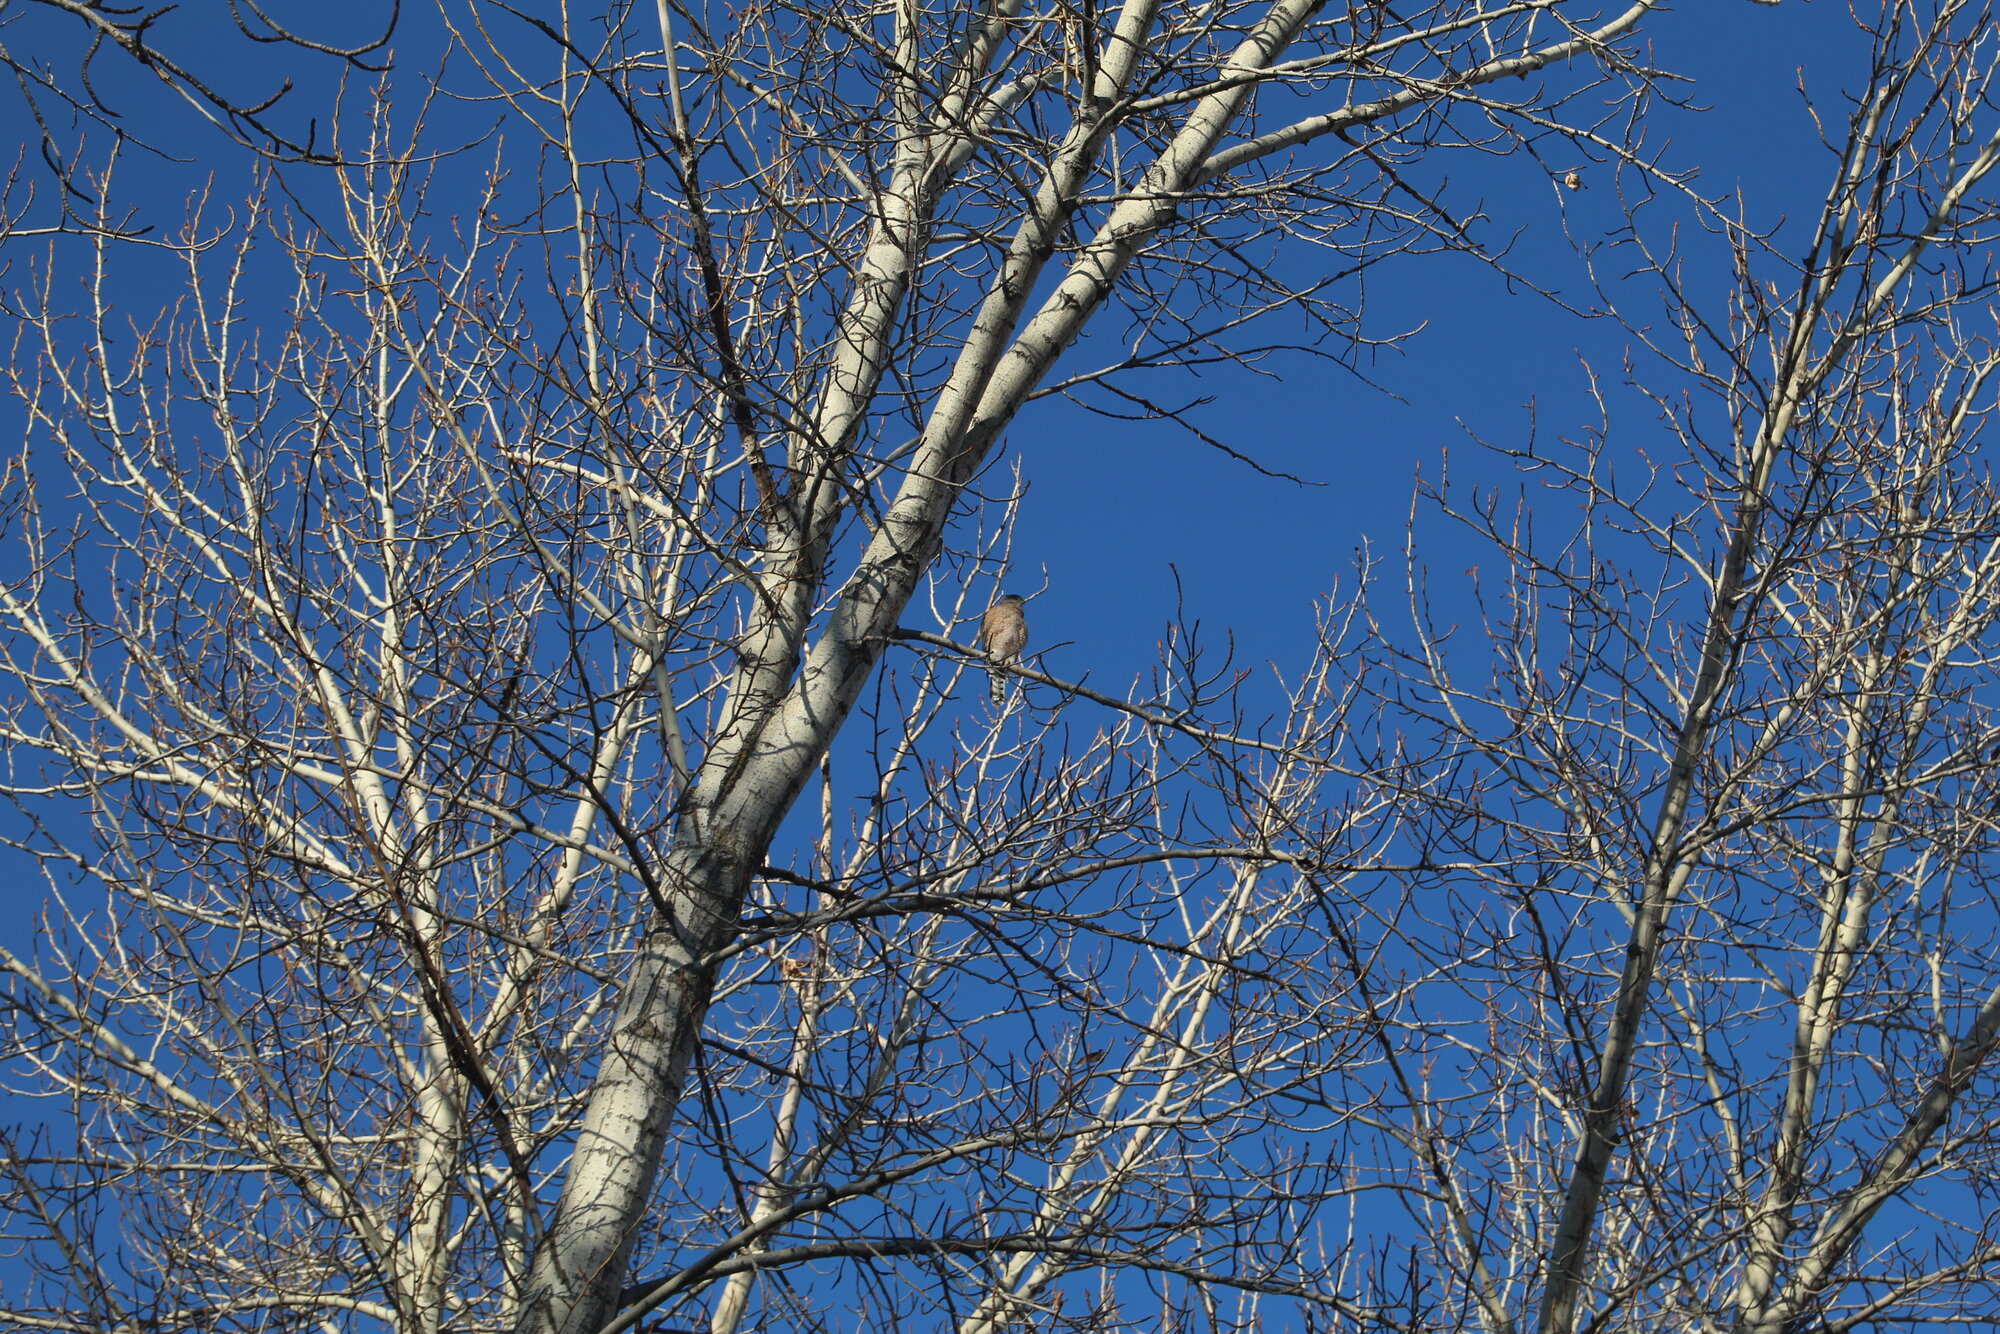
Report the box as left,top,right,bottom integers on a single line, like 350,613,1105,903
978,593,1029,708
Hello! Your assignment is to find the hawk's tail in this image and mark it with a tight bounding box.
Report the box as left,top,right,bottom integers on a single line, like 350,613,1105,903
988,662,1007,709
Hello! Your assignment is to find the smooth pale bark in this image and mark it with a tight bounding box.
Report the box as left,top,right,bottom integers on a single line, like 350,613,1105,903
1738,976,2000,1334
513,2,1670,1330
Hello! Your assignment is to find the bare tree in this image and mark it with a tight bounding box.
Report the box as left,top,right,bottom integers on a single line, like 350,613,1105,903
1368,2,2000,1329
12,0,2000,1332
0,0,1658,1329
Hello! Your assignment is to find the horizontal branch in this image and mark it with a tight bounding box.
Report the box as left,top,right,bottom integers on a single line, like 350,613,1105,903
889,628,1329,760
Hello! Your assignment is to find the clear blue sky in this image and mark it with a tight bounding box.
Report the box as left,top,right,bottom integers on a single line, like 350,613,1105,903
1003,3,1845,698
0,0,1897,1321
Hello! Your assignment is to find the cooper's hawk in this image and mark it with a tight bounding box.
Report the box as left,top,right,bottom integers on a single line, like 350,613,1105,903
978,593,1029,708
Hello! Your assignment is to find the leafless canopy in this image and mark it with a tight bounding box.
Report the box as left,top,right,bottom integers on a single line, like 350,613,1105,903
6,1,2000,1333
